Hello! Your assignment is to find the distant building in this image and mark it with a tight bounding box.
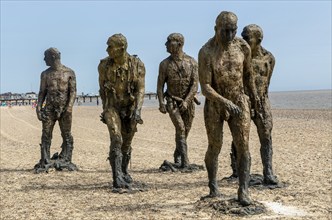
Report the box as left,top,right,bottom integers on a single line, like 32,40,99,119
0,92,23,100
25,92,37,99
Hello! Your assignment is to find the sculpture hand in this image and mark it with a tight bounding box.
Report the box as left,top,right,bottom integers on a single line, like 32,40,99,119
225,100,241,116
100,112,106,124
159,104,167,114
36,108,47,121
36,110,43,121
179,101,188,113
66,106,73,113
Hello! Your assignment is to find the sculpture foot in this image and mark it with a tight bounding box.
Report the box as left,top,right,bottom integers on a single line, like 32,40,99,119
54,160,78,171
113,176,131,189
238,190,252,206
204,181,221,198
264,175,279,185
67,162,78,171
34,161,54,173
123,174,133,183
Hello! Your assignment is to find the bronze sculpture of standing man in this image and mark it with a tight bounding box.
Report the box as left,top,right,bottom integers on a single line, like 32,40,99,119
199,11,260,206
230,24,278,185
157,33,198,169
35,47,77,173
98,34,145,189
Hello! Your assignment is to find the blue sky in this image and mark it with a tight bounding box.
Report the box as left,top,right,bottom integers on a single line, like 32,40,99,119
1,1,331,94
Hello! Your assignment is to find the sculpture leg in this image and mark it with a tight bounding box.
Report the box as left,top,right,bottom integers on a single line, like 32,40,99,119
105,109,129,189
180,101,195,168
253,99,278,185
168,105,189,167
38,119,55,164
204,102,223,197
109,138,128,188
236,147,251,206
228,96,252,206
178,134,189,168
173,145,181,164
260,135,277,184
58,112,77,171
121,151,132,183
230,141,238,178
121,117,137,183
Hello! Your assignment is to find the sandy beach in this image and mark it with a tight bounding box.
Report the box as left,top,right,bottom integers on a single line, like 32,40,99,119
0,103,331,219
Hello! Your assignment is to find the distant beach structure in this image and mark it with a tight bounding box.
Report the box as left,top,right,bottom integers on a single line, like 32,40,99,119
0,90,330,109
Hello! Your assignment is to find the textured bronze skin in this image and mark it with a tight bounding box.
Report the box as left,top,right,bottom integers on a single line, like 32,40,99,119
98,34,145,189
157,33,198,168
35,47,77,173
230,24,278,185
199,11,260,206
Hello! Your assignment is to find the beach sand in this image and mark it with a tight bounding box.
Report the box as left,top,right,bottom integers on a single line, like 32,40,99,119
1,105,331,219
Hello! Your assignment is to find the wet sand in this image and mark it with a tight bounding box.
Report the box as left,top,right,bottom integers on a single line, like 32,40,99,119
0,105,331,219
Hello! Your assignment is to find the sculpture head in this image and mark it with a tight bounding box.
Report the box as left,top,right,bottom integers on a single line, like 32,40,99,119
165,33,184,55
215,11,238,45
106,33,128,60
44,47,61,67
241,24,263,51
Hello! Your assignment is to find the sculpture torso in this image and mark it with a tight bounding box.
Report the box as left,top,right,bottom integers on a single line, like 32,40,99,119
160,54,197,99
252,50,274,98
99,55,143,109
43,66,74,110
209,40,246,102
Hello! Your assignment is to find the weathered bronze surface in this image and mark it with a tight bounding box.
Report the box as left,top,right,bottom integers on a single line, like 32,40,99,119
229,24,278,185
199,11,260,206
157,33,200,171
98,34,145,189
34,47,78,173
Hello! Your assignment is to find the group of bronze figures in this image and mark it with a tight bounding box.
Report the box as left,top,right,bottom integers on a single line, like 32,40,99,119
34,11,277,206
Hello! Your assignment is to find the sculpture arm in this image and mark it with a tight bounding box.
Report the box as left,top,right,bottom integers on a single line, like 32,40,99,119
135,60,146,113
157,62,167,109
198,49,228,104
267,53,276,92
37,72,47,111
36,72,47,121
243,43,260,108
66,71,77,111
184,60,198,104
98,61,106,111
198,48,241,116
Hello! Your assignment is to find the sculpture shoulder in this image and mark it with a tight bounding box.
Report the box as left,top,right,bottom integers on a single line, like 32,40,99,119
62,65,76,76
129,55,145,76
262,47,275,63
235,37,251,55
184,53,198,66
199,38,214,57
98,57,111,74
130,54,144,68
159,56,171,69
41,68,51,78
99,56,110,66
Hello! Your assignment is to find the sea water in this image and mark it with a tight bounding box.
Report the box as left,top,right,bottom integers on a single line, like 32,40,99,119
143,90,332,110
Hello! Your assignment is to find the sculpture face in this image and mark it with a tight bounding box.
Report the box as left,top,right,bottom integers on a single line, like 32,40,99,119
242,31,258,51
106,41,125,60
43,52,54,67
165,39,181,55
216,22,237,44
